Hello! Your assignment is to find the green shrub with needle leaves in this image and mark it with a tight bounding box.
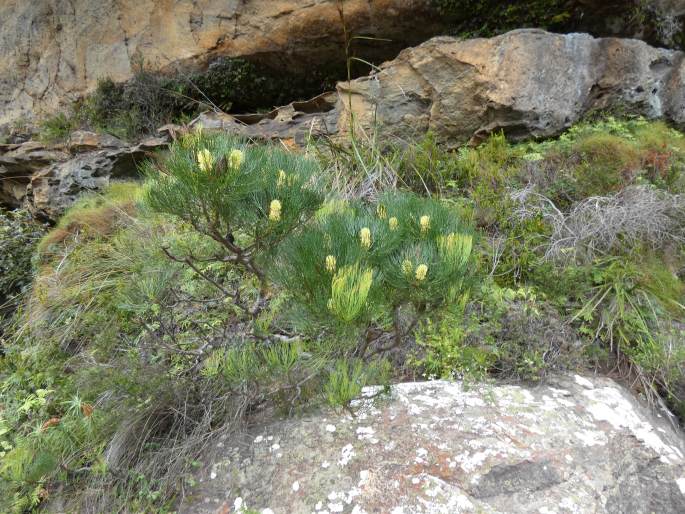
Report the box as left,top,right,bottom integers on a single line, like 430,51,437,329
143,132,324,296
274,192,475,356
144,131,474,360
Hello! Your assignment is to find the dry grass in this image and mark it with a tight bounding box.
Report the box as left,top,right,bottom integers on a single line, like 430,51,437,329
514,185,685,263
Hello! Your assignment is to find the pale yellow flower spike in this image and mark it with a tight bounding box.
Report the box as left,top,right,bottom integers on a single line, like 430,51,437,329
328,264,374,322
325,255,337,273
229,149,244,169
401,259,413,276
269,199,282,221
277,169,287,188
420,215,430,234
376,204,387,219
197,149,214,173
415,264,428,281
389,217,399,231
438,232,473,268
359,227,372,249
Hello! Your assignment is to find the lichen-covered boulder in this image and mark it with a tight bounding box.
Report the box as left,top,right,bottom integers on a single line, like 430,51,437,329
180,375,685,514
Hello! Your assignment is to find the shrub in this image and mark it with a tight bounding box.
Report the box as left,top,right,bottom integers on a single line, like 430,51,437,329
0,209,46,321
573,257,685,409
431,0,573,37
37,113,79,144
274,191,475,356
518,185,685,263
84,71,187,140
0,182,257,511
412,283,586,382
143,132,325,295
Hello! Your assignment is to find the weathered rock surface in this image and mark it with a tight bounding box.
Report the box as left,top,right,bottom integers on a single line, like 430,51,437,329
180,375,685,514
8,29,685,218
0,136,167,219
190,92,339,147
0,0,445,127
336,30,685,146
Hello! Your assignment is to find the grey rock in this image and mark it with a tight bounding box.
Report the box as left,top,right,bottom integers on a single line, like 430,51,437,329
67,130,126,154
27,139,166,219
179,375,685,514
0,137,168,219
190,92,338,146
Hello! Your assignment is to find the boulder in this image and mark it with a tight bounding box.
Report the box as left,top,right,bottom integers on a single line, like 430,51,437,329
336,30,685,146
67,131,126,154
179,375,685,514
0,142,70,208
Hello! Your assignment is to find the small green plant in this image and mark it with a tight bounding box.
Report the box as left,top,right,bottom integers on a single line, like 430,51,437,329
37,112,78,143
0,209,46,321
325,360,366,407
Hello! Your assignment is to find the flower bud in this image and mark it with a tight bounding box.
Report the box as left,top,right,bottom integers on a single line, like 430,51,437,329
359,227,372,249
269,199,282,221
401,259,413,276
229,149,244,169
420,215,430,234
325,255,337,273
197,149,214,172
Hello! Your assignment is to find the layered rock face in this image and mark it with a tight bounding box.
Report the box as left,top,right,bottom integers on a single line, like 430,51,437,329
0,0,444,127
0,133,168,219
336,29,685,146
6,29,685,219
180,376,685,514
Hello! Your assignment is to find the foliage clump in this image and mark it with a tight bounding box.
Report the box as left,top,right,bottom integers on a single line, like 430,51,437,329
38,57,345,142
0,209,46,321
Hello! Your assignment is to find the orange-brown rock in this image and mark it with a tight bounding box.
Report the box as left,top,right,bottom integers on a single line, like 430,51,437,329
0,0,444,127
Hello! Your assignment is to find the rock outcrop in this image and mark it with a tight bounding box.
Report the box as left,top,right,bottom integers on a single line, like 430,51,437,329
0,133,168,219
336,29,685,146
180,376,685,514
8,29,685,218
0,0,445,128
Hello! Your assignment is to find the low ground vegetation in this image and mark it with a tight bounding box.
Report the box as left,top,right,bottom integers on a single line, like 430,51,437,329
37,57,345,143
1,117,684,512
0,210,46,326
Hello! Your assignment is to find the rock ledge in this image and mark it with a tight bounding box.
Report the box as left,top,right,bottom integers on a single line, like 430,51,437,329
181,375,685,514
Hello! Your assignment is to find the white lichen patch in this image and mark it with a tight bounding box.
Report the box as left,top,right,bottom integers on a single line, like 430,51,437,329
574,429,608,447
677,477,685,495
356,426,375,441
574,375,595,389
583,386,684,464
455,449,497,473
559,497,582,513
338,444,355,466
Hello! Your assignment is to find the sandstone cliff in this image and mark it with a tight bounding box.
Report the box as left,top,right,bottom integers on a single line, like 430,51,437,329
0,0,444,128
